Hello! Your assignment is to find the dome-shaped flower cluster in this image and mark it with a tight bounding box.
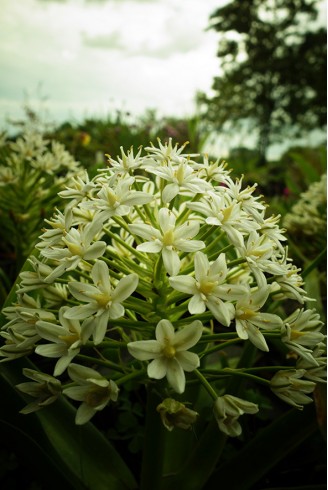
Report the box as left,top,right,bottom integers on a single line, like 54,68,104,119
0,139,325,434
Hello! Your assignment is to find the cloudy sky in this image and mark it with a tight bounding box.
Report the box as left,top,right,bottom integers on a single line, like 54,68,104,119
0,0,228,129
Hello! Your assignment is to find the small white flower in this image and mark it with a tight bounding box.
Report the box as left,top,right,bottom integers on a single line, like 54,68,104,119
35,306,93,376
63,363,119,424
235,287,283,351
129,207,205,276
145,160,211,202
65,261,138,344
82,175,153,222
127,319,203,394
270,369,316,409
40,220,107,282
281,309,325,365
170,251,247,326
213,394,259,437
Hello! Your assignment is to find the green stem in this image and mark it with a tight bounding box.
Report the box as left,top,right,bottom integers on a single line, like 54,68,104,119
193,369,218,400
140,388,165,490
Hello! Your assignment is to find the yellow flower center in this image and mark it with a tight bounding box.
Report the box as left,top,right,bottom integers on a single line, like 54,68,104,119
85,387,108,407
162,229,175,247
237,308,256,320
163,344,176,359
92,293,112,308
58,333,80,346
198,280,217,295
67,242,83,256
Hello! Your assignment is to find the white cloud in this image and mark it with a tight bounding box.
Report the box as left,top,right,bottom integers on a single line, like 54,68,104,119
0,0,222,127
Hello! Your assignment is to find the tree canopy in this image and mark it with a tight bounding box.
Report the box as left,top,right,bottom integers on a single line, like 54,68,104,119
199,0,327,159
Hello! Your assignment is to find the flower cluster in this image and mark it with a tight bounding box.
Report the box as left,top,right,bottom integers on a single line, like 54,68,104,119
0,140,326,435
283,174,327,258
0,130,83,289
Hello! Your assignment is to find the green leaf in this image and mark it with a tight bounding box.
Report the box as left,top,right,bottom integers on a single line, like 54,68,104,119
203,405,318,490
0,253,138,490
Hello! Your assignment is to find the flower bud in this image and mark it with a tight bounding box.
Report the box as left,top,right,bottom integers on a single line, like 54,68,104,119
157,398,198,431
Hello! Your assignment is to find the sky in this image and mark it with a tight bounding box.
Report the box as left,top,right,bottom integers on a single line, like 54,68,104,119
0,0,326,158
0,0,227,129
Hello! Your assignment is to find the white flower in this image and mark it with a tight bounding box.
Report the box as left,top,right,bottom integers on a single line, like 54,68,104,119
82,175,153,222
105,145,143,175
169,251,246,326
281,309,325,365
270,369,316,409
129,207,205,276
127,319,203,394
40,220,107,282
65,261,138,344
187,191,257,248
16,368,62,414
144,138,194,164
63,363,119,424
213,394,259,437
145,160,211,202
235,286,283,351
35,306,93,376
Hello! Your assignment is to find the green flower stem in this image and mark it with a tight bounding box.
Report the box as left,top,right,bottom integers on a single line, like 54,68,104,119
140,388,165,490
153,254,164,289
174,311,213,324
176,193,203,224
228,257,248,267
193,369,218,401
75,354,126,373
103,227,148,263
203,368,271,386
204,236,232,258
165,291,188,306
109,318,158,328
141,202,158,227
198,333,243,342
199,338,241,358
123,298,153,314
197,224,218,242
115,368,147,386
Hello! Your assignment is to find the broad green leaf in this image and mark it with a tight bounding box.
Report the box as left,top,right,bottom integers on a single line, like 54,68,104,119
203,405,318,490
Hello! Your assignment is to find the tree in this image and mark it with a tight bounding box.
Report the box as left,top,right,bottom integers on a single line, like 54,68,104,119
199,0,327,160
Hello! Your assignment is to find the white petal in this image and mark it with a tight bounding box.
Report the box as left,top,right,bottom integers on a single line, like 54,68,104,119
91,261,111,290
127,340,162,360
207,297,234,326
113,274,138,302
158,207,176,232
174,321,203,351
162,248,180,276
176,240,205,252
137,241,162,253
84,241,107,260
169,276,197,294
166,359,186,394
35,343,65,358
147,358,167,379
129,223,159,240
76,403,97,425
194,251,209,281
188,294,206,314
155,319,175,344
108,303,124,320
176,351,200,372
68,283,99,303
174,221,199,241
162,183,179,203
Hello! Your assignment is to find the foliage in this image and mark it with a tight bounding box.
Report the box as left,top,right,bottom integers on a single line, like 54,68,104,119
44,110,209,173
198,0,327,158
